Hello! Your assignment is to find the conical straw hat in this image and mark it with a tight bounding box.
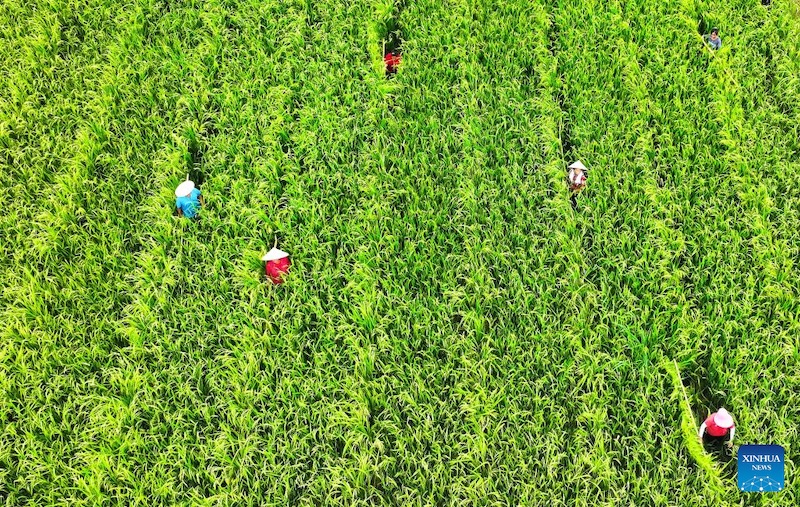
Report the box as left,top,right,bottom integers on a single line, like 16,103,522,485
262,247,290,262
175,180,195,197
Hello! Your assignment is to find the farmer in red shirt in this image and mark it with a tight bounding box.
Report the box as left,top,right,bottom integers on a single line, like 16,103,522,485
698,407,735,448
385,49,401,75
262,247,291,284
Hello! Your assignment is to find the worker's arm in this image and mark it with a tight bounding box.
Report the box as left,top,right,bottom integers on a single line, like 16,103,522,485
698,422,706,439
199,194,206,206
728,427,735,445
176,206,183,217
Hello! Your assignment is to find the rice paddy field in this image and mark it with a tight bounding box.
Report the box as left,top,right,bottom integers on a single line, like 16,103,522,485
2,0,800,504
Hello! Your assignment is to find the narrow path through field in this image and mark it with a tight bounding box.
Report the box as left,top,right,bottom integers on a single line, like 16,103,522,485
542,0,747,498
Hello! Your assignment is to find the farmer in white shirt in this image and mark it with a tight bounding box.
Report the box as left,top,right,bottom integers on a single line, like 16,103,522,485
568,161,587,193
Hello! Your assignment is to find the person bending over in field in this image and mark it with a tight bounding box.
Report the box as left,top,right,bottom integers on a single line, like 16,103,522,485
698,407,735,448
175,179,204,218
385,49,401,75
704,28,722,50
568,161,587,193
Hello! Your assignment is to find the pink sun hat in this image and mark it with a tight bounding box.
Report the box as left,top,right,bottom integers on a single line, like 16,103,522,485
714,407,734,428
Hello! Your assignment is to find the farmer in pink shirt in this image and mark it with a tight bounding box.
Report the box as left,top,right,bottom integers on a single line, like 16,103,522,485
698,407,735,448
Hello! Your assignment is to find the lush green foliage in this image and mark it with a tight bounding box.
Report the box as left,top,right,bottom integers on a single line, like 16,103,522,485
1,0,799,504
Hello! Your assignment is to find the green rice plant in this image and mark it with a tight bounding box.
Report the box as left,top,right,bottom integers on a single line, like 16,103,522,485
665,359,726,495
1,0,799,504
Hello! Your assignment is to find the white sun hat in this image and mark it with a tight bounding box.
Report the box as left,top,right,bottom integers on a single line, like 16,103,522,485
175,180,195,197
569,160,587,170
714,407,734,428
262,247,289,262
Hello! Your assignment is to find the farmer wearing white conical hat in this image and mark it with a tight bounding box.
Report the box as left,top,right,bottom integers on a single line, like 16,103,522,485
263,246,291,284
175,177,204,218
568,160,587,193
698,407,735,448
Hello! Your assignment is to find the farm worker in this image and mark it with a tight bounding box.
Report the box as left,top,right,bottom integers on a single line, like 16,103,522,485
385,50,402,74
698,407,735,448
262,247,291,284
568,160,588,193
175,179,204,218
704,28,722,50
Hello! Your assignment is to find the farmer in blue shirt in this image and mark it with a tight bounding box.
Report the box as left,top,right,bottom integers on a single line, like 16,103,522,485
704,28,721,50
175,179,204,218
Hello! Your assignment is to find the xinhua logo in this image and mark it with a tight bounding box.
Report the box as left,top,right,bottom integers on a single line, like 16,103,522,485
738,444,784,492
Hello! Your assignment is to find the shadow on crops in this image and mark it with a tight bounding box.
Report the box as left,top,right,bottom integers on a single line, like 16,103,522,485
696,17,709,39
681,351,737,476
186,135,206,187
682,349,725,416
704,440,738,479
544,2,576,186
666,368,738,480
111,333,128,349
380,1,406,78
56,12,86,60
383,34,403,79
384,30,402,55
758,30,775,97
278,130,293,158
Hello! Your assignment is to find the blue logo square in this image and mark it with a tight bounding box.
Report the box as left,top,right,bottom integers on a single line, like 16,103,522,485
738,444,784,492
